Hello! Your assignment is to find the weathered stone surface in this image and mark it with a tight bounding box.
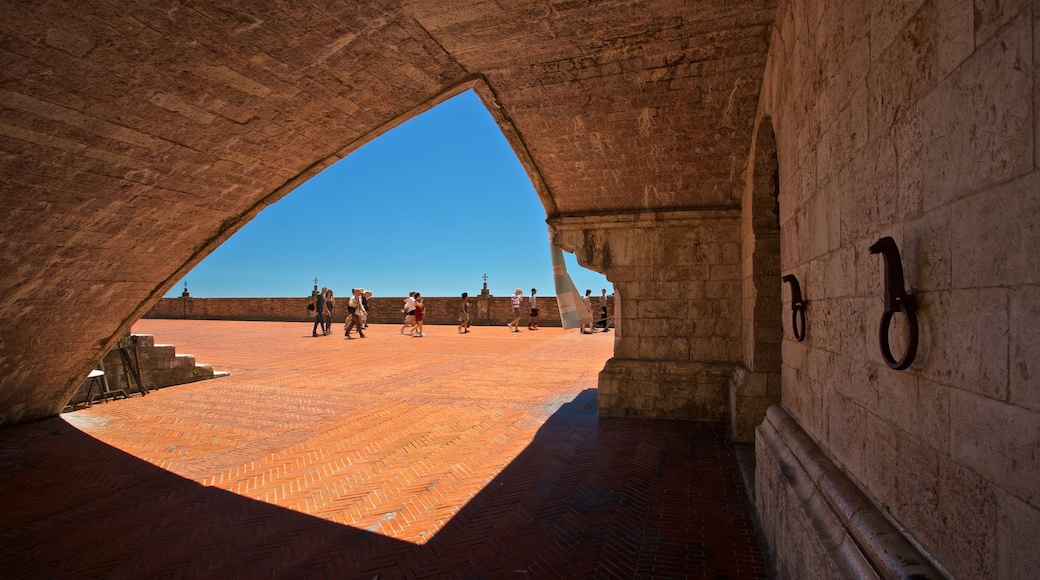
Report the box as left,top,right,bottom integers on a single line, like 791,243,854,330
755,0,1039,577
552,209,742,420
921,10,1033,210
997,488,1040,579
1,0,1038,577
0,1,776,425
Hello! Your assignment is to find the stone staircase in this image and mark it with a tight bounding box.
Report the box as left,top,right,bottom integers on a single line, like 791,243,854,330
66,333,226,408
129,334,224,388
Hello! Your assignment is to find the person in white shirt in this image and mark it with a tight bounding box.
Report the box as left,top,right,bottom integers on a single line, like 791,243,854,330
508,288,522,332
344,288,366,339
400,292,417,335
528,288,539,330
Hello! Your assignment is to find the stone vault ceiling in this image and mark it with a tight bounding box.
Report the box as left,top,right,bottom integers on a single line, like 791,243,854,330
0,0,774,423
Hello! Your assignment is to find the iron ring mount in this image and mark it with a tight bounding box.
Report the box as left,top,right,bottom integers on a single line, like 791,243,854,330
869,236,918,370
782,274,806,342
878,302,918,370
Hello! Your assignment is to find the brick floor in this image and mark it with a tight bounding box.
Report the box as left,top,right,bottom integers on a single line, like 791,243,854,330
0,320,766,579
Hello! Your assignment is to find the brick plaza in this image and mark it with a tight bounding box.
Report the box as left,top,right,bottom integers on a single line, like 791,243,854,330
0,320,765,578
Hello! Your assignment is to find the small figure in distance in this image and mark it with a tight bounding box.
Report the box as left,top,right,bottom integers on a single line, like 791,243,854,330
401,292,417,335
323,288,335,335
360,289,371,329
459,292,471,334
599,288,610,332
413,292,426,337
312,285,328,337
581,289,594,334
344,288,366,339
508,288,523,332
528,288,539,330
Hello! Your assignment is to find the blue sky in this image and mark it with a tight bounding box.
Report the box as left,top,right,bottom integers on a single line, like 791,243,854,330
167,90,611,299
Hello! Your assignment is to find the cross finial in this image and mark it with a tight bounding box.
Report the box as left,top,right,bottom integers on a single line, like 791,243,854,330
482,273,488,283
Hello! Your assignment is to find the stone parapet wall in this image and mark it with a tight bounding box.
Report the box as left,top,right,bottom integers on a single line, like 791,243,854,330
145,295,613,328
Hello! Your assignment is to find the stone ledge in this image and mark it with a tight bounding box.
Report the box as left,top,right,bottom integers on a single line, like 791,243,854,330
756,405,944,579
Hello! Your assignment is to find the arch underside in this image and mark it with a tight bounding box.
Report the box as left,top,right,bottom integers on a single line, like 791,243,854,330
0,1,775,423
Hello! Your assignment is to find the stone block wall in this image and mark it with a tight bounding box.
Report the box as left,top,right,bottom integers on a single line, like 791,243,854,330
754,0,1040,577
551,209,742,421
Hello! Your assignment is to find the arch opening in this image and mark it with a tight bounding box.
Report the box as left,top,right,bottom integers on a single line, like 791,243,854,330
731,116,782,443
162,88,610,306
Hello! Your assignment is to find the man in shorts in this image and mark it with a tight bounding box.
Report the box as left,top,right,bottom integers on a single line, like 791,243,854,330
401,291,417,335
508,288,522,332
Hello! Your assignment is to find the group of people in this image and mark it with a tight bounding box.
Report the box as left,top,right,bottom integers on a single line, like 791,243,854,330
311,287,612,337
507,288,540,332
504,287,611,334
310,286,370,338
400,292,427,337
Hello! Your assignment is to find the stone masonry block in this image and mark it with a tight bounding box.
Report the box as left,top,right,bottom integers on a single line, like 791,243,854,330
949,389,1040,507
951,171,1040,287
936,457,997,579
921,12,1033,210
893,433,942,553
1009,284,1040,411
996,488,1040,579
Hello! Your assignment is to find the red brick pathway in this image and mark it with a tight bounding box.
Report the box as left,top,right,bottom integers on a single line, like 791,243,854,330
0,320,766,578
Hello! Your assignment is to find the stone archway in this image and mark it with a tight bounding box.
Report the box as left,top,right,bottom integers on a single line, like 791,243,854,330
729,116,781,443
0,2,776,426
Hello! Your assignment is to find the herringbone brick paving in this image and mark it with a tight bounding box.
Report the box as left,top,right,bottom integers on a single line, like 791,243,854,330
0,320,766,578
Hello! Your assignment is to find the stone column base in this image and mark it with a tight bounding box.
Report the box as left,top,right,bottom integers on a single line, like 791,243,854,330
729,365,781,443
598,358,734,420
756,405,942,579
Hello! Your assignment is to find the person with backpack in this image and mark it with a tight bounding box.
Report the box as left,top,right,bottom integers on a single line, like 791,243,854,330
344,288,366,339
312,286,328,337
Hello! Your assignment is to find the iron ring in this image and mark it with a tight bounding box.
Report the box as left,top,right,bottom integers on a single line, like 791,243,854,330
791,305,806,342
879,302,918,370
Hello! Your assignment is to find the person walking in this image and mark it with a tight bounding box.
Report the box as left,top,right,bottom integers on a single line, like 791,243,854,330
312,286,328,337
508,288,522,332
413,292,426,337
323,288,335,335
459,292,471,334
599,288,610,332
344,288,366,339
360,289,371,329
528,288,539,330
581,289,595,334
401,292,417,335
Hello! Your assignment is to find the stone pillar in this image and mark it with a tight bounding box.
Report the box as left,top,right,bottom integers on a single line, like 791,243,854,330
730,117,783,442
549,209,741,421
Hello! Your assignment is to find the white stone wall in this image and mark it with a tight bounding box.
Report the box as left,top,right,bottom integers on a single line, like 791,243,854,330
756,0,1040,577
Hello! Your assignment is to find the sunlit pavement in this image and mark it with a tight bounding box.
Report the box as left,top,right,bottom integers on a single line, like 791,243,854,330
0,320,766,578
